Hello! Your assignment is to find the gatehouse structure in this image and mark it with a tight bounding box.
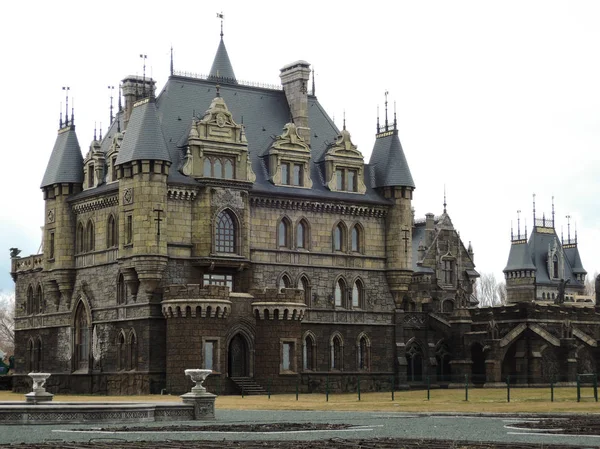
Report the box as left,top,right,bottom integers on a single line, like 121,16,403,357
9,27,596,394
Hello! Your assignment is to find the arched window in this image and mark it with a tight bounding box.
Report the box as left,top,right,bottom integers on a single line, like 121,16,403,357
335,279,346,307
298,276,311,306
224,159,234,179
26,286,34,315
278,218,291,248
203,158,212,177
214,159,223,178
86,220,95,252
552,254,559,279
279,274,291,291
352,280,363,308
296,220,308,249
107,215,118,248
358,335,370,371
303,333,316,370
436,342,452,382
118,332,126,371
117,273,127,305
74,302,89,371
27,339,34,372
331,334,343,370
129,332,138,370
76,222,85,253
36,285,43,314
215,210,236,253
333,223,346,251
442,299,454,313
351,225,361,253
34,337,42,372
406,343,423,382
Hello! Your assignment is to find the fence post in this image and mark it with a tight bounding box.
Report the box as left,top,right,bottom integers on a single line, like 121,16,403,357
391,375,395,401
577,375,581,403
357,375,361,401
242,382,245,398
551,379,554,402
464,374,469,402
296,378,299,401
595,375,598,403
506,375,510,403
427,375,430,401
326,375,329,402
268,377,271,399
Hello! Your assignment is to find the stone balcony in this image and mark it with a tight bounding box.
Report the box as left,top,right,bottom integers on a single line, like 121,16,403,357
11,254,43,276
161,284,232,318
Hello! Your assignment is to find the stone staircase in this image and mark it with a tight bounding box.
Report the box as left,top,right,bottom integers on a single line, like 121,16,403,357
230,377,267,395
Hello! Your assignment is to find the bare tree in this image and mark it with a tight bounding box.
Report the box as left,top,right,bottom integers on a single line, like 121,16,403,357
477,272,503,307
0,291,15,355
497,281,507,305
584,272,598,298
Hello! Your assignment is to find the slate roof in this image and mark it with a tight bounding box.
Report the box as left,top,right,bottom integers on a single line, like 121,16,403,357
208,38,237,83
368,130,415,189
503,240,536,272
41,126,84,188
116,98,171,165
564,246,586,275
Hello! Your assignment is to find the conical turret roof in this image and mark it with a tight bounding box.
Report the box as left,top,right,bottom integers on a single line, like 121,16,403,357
503,240,536,272
41,126,84,188
116,98,171,164
368,130,415,188
208,38,237,83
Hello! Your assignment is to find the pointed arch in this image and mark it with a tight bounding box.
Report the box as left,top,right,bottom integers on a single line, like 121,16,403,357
357,332,371,371
76,221,85,253
435,340,452,382
350,222,364,253
215,208,238,254
107,214,118,248
334,276,347,308
117,329,127,371
85,219,95,252
26,338,35,372
277,215,292,249
406,340,424,382
302,330,317,371
26,284,34,315
351,277,364,309
295,217,310,250
128,328,138,371
117,273,127,305
278,272,292,291
36,284,43,314
330,332,344,370
297,274,311,306
72,299,91,371
332,221,347,252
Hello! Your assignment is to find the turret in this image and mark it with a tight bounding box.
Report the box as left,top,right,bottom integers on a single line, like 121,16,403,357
368,100,415,307
115,96,171,302
40,116,84,310
503,217,536,303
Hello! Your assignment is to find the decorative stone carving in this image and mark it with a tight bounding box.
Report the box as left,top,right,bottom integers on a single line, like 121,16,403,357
212,188,243,210
122,188,133,205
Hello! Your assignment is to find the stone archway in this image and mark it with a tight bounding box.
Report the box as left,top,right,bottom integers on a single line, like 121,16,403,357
471,342,486,384
501,343,517,382
228,333,249,377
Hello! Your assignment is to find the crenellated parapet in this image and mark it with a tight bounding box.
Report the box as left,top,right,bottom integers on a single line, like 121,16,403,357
251,287,307,321
161,284,232,318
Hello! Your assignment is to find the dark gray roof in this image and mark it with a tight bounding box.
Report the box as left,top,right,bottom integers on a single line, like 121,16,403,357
368,130,415,189
564,246,586,275
529,229,583,286
116,99,171,165
155,76,391,204
208,38,237,83
41,126,83,188
503,240,536,272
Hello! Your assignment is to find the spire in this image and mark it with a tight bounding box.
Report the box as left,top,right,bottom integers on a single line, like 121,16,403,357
94,122,97,141
311,68,315,96
393,100,397,130
384,90,389,131
140,54,148,97
566,214,571,242
99,122,102,141
62,86,70,127
533,193,536,225
343,110,346,130
170,45,174,76
209,12,237,83
108,85,115,124
552,195,555,227
118,84,123,112
443,185,447,214
376,105,380,133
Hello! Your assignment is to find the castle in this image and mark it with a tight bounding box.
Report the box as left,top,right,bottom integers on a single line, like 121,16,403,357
9,30,598,394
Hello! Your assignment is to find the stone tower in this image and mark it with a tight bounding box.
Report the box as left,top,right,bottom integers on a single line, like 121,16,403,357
40,112,83,310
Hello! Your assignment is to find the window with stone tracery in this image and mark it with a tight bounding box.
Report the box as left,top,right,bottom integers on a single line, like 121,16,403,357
215,210,236,253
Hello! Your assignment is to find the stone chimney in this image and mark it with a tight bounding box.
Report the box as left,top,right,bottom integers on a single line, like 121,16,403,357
280,60,311,145
121,75,156,130
425,213,435,247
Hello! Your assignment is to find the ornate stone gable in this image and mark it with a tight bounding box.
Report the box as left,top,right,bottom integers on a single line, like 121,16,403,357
106,132,124,183
83,138,105,190
323,127,366,194
266,123,312,188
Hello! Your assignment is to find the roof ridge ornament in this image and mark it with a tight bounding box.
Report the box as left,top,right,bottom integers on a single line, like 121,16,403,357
217,12,224,39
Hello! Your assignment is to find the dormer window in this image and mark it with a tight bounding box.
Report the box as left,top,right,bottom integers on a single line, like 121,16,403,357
442,259,455,285
111,157,117,182
552,254,559,279
324,127,365,194
267,123,312,188
203,156,235,179
88,164,95,188
335,168,358,192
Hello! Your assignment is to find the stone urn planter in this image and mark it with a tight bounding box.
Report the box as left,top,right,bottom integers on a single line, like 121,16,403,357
25,372,54,404
180,369,215,420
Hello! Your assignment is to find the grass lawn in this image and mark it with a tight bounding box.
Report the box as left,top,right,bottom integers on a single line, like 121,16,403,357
1,387,599,413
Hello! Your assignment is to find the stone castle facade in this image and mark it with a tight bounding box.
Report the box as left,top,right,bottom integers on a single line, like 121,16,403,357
10,32,599,394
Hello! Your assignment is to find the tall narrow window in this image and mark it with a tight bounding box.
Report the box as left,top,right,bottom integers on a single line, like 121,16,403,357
36,285,43,314
278,219,290,248
281,162,290,185
336,169,344,190
49,232,55,259
107,215,117,248
352,280,363,308
117,273,127,305
279,274,291,291
553,255,559,279
282,342,292,371
443,259,454,284
35,338,42,371
297,221,307,249
75,302,89,371
303,335,316,370
203,158,212,177
129,332,137,370
334,224,344,251
214,159,223,178
118,332,126,370
77,223,85,253
331,335,342,370
292,164,303,186
27,340,34,372
358,336,369,371
112,157,118,181
351,226,360,252
86,220,95,252
348,169,357,192
215,210,236,253
89,164,95,188
126,215,133,245
298,276,310,305
224,159,234,179
204,340,215,371
26,286,33,315
335,279,345,307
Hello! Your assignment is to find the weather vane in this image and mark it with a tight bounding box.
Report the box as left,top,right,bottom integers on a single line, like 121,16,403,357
217,12,224,38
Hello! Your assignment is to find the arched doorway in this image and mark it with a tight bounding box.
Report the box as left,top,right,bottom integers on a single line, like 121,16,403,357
436,342,452,382
228,334,249,377
406,343,423,382
501,343,517,382
471,342,486,384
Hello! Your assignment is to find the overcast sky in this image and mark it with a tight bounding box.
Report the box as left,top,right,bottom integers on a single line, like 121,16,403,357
1,0,599,294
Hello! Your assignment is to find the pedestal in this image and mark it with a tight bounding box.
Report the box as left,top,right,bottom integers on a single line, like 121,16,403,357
25,390,54,404
180,392,216,420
